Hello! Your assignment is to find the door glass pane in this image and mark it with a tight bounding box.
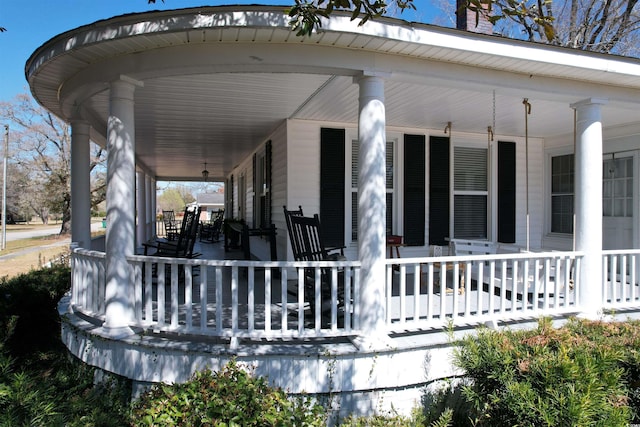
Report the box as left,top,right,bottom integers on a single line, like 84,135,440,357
603,155,633,217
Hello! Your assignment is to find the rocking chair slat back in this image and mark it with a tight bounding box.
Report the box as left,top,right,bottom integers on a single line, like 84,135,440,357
288,213,330,262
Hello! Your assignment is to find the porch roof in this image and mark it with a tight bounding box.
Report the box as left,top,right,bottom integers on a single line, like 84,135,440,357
26,5,640,182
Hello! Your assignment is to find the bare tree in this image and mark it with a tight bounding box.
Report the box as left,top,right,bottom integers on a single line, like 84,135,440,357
0,93,106,234
491,0,640,54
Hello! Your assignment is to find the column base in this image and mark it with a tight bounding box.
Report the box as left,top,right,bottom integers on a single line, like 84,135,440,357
352,332,395,352
97,324,140,340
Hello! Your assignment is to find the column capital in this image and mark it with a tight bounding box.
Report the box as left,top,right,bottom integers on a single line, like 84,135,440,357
570,97,608,109
112,74,144,88
110,75,144,101
353,70,391,85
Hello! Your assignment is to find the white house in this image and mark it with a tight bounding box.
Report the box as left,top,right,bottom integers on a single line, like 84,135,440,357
26,5,640,418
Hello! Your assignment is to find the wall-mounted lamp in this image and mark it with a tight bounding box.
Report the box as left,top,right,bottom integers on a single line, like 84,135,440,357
202,162,209,182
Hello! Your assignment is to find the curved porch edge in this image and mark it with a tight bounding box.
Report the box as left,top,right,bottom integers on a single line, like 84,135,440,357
58,294,462,418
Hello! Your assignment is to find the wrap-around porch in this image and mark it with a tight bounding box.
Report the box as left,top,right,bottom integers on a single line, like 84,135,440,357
26,5,640,418
70,241,640,343
64,238,640,417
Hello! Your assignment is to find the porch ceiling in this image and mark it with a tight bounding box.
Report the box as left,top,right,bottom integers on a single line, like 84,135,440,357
27,5,640,182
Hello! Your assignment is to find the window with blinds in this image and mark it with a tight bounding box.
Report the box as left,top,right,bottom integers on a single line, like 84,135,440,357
351,139,395,241
551,154,574,233
453,146,488,239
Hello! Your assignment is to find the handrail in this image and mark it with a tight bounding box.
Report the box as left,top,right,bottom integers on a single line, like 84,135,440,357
385,251,583,331
66,249,640,345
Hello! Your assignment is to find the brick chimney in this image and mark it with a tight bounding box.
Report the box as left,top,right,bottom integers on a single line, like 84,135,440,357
456,0,493,35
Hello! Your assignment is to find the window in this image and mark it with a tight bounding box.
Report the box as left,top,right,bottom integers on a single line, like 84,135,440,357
453,146,487,239
551,154,574,233
351,139,395,241
603,156,633,217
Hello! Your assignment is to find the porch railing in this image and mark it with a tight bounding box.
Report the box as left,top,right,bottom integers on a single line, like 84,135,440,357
127,256,361,344
70,249,106,321
386,251,583,332
602,249,640,310
70,249,640,343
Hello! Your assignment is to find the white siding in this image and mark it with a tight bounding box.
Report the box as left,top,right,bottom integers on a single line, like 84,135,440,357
229,118,553,260
516,136,545,250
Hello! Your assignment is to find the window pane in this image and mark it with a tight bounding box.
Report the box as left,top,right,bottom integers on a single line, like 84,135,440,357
454,147,487,191
386,193,393,235
551,194,573,233
552,154,574,193
454,195,487,239
614,198,624,217
551,154,574,232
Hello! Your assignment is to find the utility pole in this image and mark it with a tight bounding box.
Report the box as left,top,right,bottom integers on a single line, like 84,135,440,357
1,125,7,251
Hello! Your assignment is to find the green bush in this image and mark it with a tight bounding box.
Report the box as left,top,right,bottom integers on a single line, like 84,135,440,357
454,317,632,426
0,264,71,360
130,359,326,426
0,265,131,426
339,407,428,426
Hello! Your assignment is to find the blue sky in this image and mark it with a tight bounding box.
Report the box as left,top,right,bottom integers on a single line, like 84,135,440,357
0,0,445,103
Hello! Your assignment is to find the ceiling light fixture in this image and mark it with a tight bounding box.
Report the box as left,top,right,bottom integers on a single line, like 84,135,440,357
202,162,209,182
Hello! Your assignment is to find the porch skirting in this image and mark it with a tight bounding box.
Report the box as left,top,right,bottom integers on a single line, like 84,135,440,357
59,293,461,418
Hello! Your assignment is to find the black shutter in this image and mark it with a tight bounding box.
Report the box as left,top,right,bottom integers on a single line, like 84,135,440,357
498,141,516,243
320,128,345,248
265,140,272,227
404,134,425,246
229,175,234,217
429,136,450,246
252,153,257,228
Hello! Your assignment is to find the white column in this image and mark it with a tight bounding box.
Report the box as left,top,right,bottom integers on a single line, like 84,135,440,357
104,77,143,333
355,74,388,346
571,98,606,317
150,178,157,238
136,171,147,247
70,119,92,249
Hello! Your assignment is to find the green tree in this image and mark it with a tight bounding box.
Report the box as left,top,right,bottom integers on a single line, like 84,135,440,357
157,188,187,213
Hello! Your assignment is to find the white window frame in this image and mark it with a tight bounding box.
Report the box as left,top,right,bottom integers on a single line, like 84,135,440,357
450,137,489,240
546,151,574,235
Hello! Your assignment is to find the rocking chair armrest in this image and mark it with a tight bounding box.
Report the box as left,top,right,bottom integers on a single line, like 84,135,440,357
325,252,347,261
326,245,346,256
143,239,182,256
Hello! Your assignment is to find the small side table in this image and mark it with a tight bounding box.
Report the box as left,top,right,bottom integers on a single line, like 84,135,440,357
386,235,404,258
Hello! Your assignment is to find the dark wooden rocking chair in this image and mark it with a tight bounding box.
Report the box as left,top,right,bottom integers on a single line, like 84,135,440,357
285,212,348,321
283,205,344,259
145,207,201,258
200,209,224,243
162,210,179,241
143,207,202,284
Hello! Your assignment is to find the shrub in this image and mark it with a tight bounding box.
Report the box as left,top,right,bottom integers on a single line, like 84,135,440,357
0,264,71,360
339,407,428,426
0,265,131,426
130,359,326,426
454,317,631,426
